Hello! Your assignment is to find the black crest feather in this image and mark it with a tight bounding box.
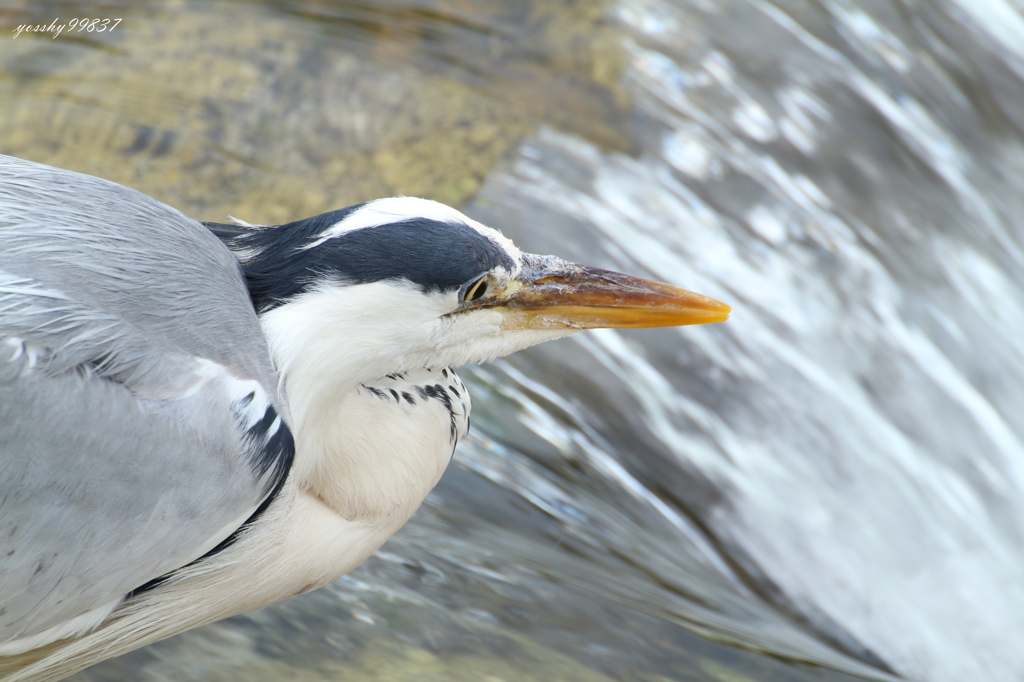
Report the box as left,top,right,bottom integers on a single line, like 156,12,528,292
205,209,514,312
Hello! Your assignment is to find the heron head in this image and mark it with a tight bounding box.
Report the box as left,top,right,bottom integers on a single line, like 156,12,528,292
215,197,729,383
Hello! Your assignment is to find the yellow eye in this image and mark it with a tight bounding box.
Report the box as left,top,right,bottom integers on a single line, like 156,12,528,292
463,276,489,302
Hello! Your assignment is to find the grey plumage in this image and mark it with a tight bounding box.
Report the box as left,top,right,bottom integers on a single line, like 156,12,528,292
0,156,291,643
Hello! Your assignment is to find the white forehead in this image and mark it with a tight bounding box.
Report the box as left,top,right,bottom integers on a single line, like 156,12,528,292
324,197,468,237
304,196,522,262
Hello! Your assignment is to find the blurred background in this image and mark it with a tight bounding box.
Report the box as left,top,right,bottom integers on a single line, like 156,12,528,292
3,0,1024,680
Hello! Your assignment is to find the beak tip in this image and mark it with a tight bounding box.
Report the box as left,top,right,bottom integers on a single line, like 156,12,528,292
686,296,730,325
688,307,730,326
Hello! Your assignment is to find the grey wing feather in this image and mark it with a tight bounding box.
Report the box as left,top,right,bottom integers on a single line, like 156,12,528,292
0,156,293,643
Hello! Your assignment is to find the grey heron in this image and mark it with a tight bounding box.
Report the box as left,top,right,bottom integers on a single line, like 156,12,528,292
0,154,729,681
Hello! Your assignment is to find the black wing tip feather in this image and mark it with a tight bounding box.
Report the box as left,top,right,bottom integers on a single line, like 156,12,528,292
246,404,295,496
126,408,295,599
202,403,296,556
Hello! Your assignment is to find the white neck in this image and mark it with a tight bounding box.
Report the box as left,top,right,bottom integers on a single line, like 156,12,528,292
258,284,469,522
258,279,575,522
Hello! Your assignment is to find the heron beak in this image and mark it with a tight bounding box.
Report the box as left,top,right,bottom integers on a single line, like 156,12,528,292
494,255,730,331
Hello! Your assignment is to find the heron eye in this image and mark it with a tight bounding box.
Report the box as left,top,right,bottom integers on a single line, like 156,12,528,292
463,276,488,302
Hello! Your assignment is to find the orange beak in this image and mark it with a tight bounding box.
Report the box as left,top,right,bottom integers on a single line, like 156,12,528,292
479,255,730,331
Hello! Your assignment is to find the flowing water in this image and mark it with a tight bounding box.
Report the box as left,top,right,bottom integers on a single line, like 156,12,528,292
2,1,1024,681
